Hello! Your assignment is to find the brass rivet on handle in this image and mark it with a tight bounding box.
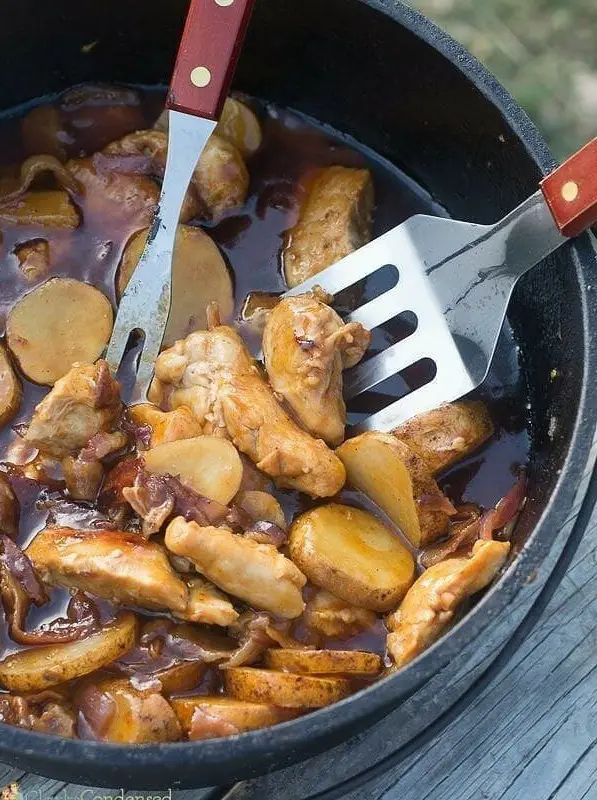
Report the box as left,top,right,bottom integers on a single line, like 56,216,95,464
561,181,579,202
190,66,212,87
215,0,234,5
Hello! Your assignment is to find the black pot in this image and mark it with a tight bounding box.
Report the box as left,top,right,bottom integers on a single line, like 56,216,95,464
1,0,597,789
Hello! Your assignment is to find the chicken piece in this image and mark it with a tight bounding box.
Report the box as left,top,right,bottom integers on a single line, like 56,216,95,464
24,361,121,458
263,292,370,446
0,473,18,539
392,400,494,475
105,129,248,220
176,576,238,626
153,317,345,498
386,540,510,668
79,678,181,743
129,404,203,448
283,166,373,288
67,157,159,231
32,703,76,737
165,517,306,619
26,528,188,614
304,589,377,639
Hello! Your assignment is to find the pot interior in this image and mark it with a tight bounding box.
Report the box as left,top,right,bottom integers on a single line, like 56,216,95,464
0,0,589,785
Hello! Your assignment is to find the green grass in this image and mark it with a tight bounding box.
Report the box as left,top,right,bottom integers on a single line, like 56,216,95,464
410,0,597,160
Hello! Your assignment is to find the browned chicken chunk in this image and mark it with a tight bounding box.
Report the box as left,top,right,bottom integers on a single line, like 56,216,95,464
24,361,121,458
386,540,510,668
283,166,374,288
392,400,494,476
304,589,377,639
165,517,306,619
178,577,238,627
263,292,369,445
153,317,346,498
0,474,18,539
26,528,188,614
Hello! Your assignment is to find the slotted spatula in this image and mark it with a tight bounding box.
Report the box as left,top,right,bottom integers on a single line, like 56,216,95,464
106,0,255,402
285,138,597,433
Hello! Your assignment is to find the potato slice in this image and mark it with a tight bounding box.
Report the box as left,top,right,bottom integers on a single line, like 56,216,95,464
283,166,373,288
225,667,351,708
392,401,494,475
0,342,21,428
0,190,78,227
86,678,181,743
129,403,203,448
171,695,296,739
156,661,206,695
118,225,233,347
264,648,382,676
6,277,113,385
144,436,243,505
235,490,286,529
0,612,137,692
215,98,262,156
289,503,414,612
336,432,453,547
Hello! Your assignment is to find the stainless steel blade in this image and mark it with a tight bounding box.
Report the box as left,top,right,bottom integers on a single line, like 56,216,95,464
105,110,216,403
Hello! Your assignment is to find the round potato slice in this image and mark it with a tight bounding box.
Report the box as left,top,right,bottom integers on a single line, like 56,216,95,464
289,504,415,612
264,649,382,676
171,695,297,738
117,224,233,347
6,277,113,385
144,436,243,505
224,667,351,708
0,612,137,692
0,341,21,428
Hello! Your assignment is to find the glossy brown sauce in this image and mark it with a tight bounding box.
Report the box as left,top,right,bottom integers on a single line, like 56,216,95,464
0,88,529,688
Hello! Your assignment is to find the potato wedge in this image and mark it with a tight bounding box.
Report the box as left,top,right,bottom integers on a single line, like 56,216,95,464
171,695,296,739
0,612,137,692
6,278,113,385
336,432,453,547
129,404,203,448
0,190,78,227
283,166,373,288
0,342,21,428
264,648,382,676
235,490,286,529
118,225,233,347
144,436,243,505
84,678,181,743
215,98,262,156
225,667,351,708
392,401,494,475
289,503,414,612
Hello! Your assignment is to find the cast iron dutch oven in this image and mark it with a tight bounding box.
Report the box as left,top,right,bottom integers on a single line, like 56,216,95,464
1,0,597,789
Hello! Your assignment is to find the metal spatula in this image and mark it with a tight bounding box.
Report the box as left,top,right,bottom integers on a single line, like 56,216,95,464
285,138,597,432
106,0,255,403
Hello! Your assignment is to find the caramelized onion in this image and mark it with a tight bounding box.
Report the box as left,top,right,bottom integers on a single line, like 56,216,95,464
0,154,80,203
244,521,287,548
480,473,527,541
77,684,116,740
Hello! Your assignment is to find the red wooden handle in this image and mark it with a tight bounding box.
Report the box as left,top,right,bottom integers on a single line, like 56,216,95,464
540,137,597,238
166,0,256,120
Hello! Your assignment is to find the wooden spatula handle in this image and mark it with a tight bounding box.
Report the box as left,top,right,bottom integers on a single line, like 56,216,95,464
167,0,256,120
540,137,597,237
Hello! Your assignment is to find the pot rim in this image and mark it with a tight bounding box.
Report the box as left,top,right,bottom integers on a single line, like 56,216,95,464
1,0,597,782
